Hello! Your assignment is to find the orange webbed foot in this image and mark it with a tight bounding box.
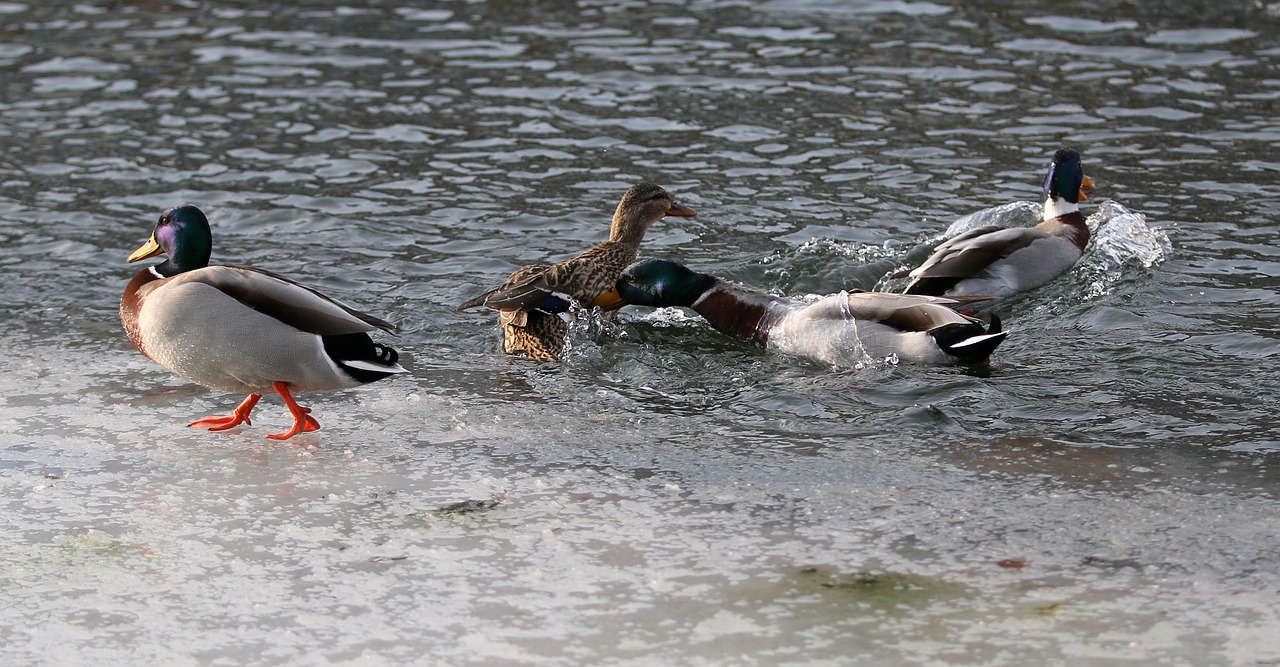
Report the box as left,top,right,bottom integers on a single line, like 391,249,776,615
265,382,321,441
189,394,262,432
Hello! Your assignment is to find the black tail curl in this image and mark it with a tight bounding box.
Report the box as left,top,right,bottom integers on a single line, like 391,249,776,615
987,311,1002,334
371,342,399,366
323,333,403,383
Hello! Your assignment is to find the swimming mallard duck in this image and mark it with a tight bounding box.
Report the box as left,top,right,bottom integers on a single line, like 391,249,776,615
120,204,408,440
902,148,1095,298
455,182,695,361
617,259,1007,365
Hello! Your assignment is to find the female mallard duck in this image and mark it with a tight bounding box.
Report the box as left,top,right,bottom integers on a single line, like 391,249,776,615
902,148,1095,298
617,259,1007,365
120,205,408,440
454,182,695,361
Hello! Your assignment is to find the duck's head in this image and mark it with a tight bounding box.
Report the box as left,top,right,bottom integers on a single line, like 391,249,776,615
617,259,717,308
127,204,213,277
1043,148,1092,206
610,183,696,246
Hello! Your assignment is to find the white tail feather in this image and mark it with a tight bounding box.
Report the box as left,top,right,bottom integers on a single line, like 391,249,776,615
950,332,1007,349
342,359,409,374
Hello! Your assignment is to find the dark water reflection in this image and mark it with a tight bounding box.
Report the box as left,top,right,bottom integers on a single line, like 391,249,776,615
3,0,1280,664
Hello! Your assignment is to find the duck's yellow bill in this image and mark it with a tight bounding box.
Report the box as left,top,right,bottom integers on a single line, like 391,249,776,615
127,235,163,263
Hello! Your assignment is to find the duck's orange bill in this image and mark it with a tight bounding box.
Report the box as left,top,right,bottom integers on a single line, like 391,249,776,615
666,202,696,217
591,287,626,311
1079,176,1095,201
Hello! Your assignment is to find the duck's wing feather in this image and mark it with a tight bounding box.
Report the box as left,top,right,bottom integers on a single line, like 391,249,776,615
908,226,1048,280
801,292,975,332
164,266,396,335
454,263,556,315
455,243,623,317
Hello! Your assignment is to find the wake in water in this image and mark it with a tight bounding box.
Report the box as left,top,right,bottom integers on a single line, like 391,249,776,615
572,200,1169,369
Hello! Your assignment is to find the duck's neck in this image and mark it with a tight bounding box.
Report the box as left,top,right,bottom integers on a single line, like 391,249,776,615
609,216,653,252
151,259,181,278
1040,196,1090,252
1042,195,1080,220
691,282,793,347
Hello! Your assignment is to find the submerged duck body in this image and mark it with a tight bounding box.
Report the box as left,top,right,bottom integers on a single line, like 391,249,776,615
618,260,1007,366
121,205,407,440
903,148,1094,299
455,182,695,361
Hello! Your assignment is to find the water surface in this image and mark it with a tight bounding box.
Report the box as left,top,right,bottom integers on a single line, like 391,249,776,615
2,1,1280,665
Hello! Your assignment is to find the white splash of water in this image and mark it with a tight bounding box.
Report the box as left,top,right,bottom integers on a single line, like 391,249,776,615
1087,200,1172,269
560,304,628,361
635,306,703,327
941,200,1042,238
792,236,911,262
1077,200,1172,299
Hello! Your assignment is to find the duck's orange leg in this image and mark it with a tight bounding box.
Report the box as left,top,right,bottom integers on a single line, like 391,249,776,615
190,394,261,431
266,381,321,440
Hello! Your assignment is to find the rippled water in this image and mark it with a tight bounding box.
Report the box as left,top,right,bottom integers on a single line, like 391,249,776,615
3,1,1280,664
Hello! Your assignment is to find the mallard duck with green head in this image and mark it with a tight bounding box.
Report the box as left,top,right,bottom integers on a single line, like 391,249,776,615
617,259,1007,366
903,148,1095,299
455,182,695,361
120,205,408,440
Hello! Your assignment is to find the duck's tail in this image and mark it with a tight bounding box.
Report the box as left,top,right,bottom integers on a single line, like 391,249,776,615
325,333,410,383
454,292,492,312
930,312,1008,363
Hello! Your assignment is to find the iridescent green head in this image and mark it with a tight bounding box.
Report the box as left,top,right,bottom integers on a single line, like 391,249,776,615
127,204,213,277
617,259,718,308
1043,148,1085,204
